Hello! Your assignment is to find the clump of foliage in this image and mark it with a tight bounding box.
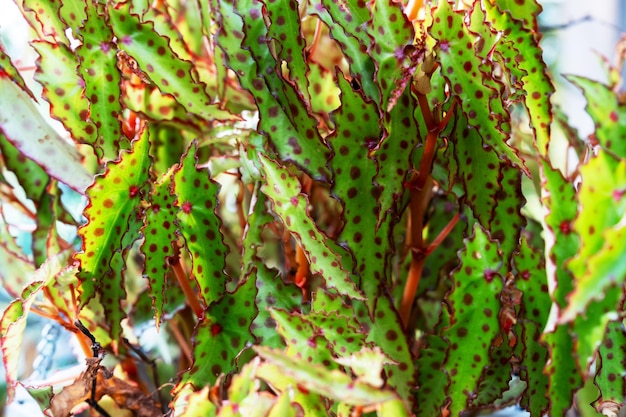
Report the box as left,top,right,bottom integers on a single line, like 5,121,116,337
1,0,625,415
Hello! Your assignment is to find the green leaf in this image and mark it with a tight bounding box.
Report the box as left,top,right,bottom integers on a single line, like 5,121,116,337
215,0,331,181
540,160,578,308
0,43,36,99
255,346,399,406
176,273,257,389
366,0,416,111
177,386,217,417
173,142,228,307
76,2,126,161
0,131,49,204
329,74,389,305
252,263,302,349
0,77,92,194
271,308,337,368
564,150,626,322
518,321,549,416
452,111,503,230
357,296,414,404
414,333,448,416
443,224,503,417
18,0,69,43
265,0,309,100
483,0,553,156
259,154,363,300
77,128,151,306
543,324,582,417
490,163,525,263
308,0,378,101
593,321,626,409
430,1,526,172
108,2,237,122
568,75,626,160
141,169,177,327
373,85,420,224
0,211,36,298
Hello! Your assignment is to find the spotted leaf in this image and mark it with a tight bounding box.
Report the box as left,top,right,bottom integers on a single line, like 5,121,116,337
214,0,331,181
543,324,582,417
271,308,336,368
430,1,526,172
308,0,378,101
0,77,92,194
366,0,416,111
540,160,578,308
483,0,553,156
76,128,151,307
172,142,228,307
32,41,96,149
176,273,257,389
252,263,302,349
329,74,388,305
356,296,414,404
255,346,399,406
569,75,626,160
259,154,363,300
19,0,69,43
563,150,626,323
0,131,48,204
76,2,126,162
593,321,626,411
108,2,237,123
443,224,503,417
141,169,177,328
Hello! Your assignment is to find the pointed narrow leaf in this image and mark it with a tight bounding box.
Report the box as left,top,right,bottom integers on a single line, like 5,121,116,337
0,77,92,194
109,2,236,122
176,274,257,389
0,44,35,99
77,129,151,305
568,75,626,160
540,160,578,308
271,308,337,367
366,0,416,111
252,263,302,348
443,224,503,416
358,296,415,403
543,324,582,416
430,1,526,172
76,2,126,161
0,131,49,204
173,142,228,306
259,154,363,300
32,41,95,149
141,170,177,327
563,150,626,322
215,0,331,180
19,0,68,42
483,0,553,155
594,321,626,409
255,346,399,406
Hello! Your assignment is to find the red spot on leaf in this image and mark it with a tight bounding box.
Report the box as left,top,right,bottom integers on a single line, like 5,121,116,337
610,111,618,122
182,201,192,214
211,323,222,336
559,220,571,235
129,185,139,197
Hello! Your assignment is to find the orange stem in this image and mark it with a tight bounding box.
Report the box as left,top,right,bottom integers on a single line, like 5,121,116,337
169,319,193,363
170,249,204,319
400,253,426,327
426,213,460,255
